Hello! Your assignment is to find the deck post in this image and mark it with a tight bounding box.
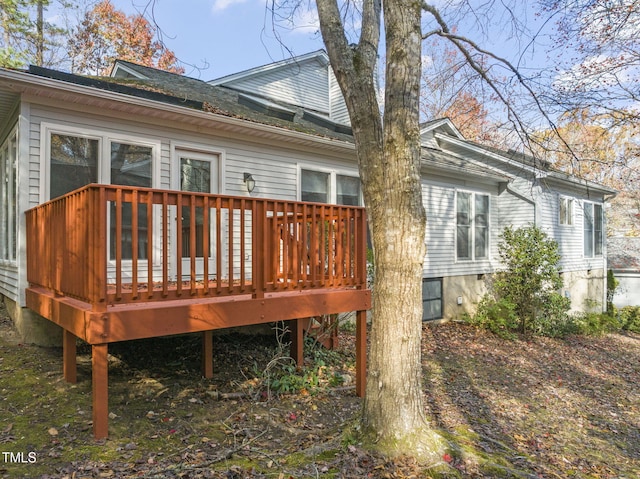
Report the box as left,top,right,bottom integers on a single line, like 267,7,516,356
63,330,77,384
201,331,213,378
92,344,109,439
355,310,366,397
290,319,304,367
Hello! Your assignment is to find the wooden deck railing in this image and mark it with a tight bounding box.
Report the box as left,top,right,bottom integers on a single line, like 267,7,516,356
26,184,368,308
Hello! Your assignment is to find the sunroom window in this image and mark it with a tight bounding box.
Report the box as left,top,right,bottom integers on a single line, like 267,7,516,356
109,142,153,260
0,131,17,262
301,169,330,203
336,174,361,206
301,169,361,205
50,133,99,199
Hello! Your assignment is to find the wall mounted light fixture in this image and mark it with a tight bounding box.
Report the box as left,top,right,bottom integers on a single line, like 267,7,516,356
243,173,256,193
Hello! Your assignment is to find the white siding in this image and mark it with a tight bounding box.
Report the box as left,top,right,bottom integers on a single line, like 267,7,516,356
328,70,350,125
537,184,606,273
15,98,358,304
222,58,331,115
422,179,499,278
0,266,18,299
496,191,534,228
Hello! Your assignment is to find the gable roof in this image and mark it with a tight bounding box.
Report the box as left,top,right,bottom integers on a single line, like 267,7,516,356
209,50,329,86
23,63,354,142
420,118,464,140
0,53,618,198
208,50,351,126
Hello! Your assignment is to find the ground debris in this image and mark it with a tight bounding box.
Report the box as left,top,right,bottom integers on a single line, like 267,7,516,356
1,300,639,478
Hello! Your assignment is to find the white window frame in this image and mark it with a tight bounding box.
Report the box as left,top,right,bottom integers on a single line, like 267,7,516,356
455,190,490,262
170,142,225,194
559,196,574,226
42,123,161,281
298,165,361,206
41,123,161,201
583,200,604,258
0,127,18,264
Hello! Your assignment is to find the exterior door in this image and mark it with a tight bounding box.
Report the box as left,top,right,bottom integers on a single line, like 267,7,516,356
178,150,219,280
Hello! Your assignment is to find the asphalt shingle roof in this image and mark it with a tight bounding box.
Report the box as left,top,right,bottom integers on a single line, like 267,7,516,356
27,63,354,142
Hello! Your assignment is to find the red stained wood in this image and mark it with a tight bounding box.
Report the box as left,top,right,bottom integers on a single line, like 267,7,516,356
24,184,371,438
92,344,109,439
63,329,77,384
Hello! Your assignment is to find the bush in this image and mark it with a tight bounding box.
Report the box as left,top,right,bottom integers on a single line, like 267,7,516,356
467,225,572,337
606,269,619,315
492,225,570,335
560,312,621,337
467,296,519,339
619,306,640,333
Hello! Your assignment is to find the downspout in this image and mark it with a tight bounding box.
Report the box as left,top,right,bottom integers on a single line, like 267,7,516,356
602,191,618,312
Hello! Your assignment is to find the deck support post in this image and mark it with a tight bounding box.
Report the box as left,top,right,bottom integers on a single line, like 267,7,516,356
201,331,213,378
63,330,77,384
355,310,366,397
92,344,109,439
290,319,304,367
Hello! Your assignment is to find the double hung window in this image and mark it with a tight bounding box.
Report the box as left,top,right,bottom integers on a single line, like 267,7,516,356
456,191,489,261
583,202,603,257
559,197,574,226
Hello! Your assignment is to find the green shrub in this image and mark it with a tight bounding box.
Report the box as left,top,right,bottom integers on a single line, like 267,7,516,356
493,225,570,335
466,225,572,338
467,296,519,339
606,269,619,315
619,306,640,333
558,312,621,337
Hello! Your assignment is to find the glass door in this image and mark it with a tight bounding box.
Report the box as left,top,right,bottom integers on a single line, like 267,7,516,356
178,150,219,280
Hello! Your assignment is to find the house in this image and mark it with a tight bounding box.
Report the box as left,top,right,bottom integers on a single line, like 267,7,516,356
0,51,616,436
418,119,616,320
0,50,616,333
608,237,640,307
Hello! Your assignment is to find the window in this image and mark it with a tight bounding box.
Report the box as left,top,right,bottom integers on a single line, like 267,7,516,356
0,130,17,262
559,197,573,226
301,168,361,205
336,174,361,206
456,191,489,260
422,278,443,321
109,142,153,260
180,157,211,257
301,169,329,203
584,202,603,257
50,134,99,199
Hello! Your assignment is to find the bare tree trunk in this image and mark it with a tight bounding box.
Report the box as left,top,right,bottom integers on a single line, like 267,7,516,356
35,0,44,66
315,0,446,462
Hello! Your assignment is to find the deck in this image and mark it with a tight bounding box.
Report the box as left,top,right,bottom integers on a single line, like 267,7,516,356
25,184,370,438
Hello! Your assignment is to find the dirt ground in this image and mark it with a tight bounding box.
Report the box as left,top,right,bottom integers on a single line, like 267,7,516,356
1,301,639,478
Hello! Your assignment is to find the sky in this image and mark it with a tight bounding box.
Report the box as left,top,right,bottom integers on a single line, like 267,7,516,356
101,0,326,80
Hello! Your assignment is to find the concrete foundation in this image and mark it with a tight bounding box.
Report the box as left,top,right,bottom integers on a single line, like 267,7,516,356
560,269,605,313
437,269,605,321
442,274,489,321
2,295,62,346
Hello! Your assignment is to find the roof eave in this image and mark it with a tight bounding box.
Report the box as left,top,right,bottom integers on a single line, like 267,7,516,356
1,68,355,154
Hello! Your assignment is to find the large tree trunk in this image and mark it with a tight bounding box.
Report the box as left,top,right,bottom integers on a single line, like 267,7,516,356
316,0,446,462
